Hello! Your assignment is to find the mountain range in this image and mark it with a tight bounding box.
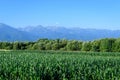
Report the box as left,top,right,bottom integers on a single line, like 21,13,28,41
0,23,120,41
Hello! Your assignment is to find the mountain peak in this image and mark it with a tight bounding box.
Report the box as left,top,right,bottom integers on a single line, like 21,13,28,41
0,23,12,28
1,23,120,41
0,23,6,26
0,23,10,26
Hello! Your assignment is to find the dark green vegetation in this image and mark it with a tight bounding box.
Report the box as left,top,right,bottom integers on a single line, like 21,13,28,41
0,38,120,52
0,51,120,80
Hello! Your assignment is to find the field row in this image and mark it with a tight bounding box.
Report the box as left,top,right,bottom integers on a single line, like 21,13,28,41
0,51,120,80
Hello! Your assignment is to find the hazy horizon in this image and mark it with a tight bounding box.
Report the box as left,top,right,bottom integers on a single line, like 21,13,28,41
1,22,120,30
0,0,120,30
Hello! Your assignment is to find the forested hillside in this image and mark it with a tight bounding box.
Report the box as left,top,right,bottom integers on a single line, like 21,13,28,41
0,38,120,52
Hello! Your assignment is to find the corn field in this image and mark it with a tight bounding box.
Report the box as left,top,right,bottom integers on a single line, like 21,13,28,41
0,51,120,80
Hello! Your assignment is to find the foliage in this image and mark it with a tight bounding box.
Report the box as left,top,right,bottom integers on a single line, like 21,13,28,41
0,38,120,52
0,51,120,79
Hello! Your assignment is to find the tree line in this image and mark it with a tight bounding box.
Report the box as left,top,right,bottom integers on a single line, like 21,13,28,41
0,38,120,52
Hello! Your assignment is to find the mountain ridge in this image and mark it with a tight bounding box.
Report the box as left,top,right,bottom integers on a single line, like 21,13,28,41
0,23,120,41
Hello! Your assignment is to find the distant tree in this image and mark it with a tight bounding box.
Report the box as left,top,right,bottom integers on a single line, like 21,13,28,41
59,39,67,48
0,38,119,52
32,43,38,50
45,43,52,50
13,42,20,50
26,42,35,50
52,43,59,50
5,42,13,50
91,40,100,52
78,41,83,51
38,43,45,50
67,40,79,51
0,42,7,49
100,38,115,52
20,43,27,50
113,38,120,52
0,42,2,49
81,42,91,51
37,38,48,42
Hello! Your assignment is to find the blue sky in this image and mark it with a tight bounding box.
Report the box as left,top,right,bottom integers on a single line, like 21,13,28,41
0,0,120,29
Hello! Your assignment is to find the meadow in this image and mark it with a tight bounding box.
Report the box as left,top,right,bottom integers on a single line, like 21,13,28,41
0,51,120,80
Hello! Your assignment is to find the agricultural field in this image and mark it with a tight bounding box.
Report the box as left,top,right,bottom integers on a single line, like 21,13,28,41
0,51,120,80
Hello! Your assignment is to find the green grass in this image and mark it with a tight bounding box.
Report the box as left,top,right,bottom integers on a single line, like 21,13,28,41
0,51,120,80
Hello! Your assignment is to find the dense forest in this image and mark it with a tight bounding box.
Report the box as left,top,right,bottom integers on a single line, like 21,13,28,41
0,38,120,52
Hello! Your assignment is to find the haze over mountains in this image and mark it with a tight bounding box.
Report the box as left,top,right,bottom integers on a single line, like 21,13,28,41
0,23,120,41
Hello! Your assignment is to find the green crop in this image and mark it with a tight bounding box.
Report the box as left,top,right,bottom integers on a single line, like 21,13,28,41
0,51,120,80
